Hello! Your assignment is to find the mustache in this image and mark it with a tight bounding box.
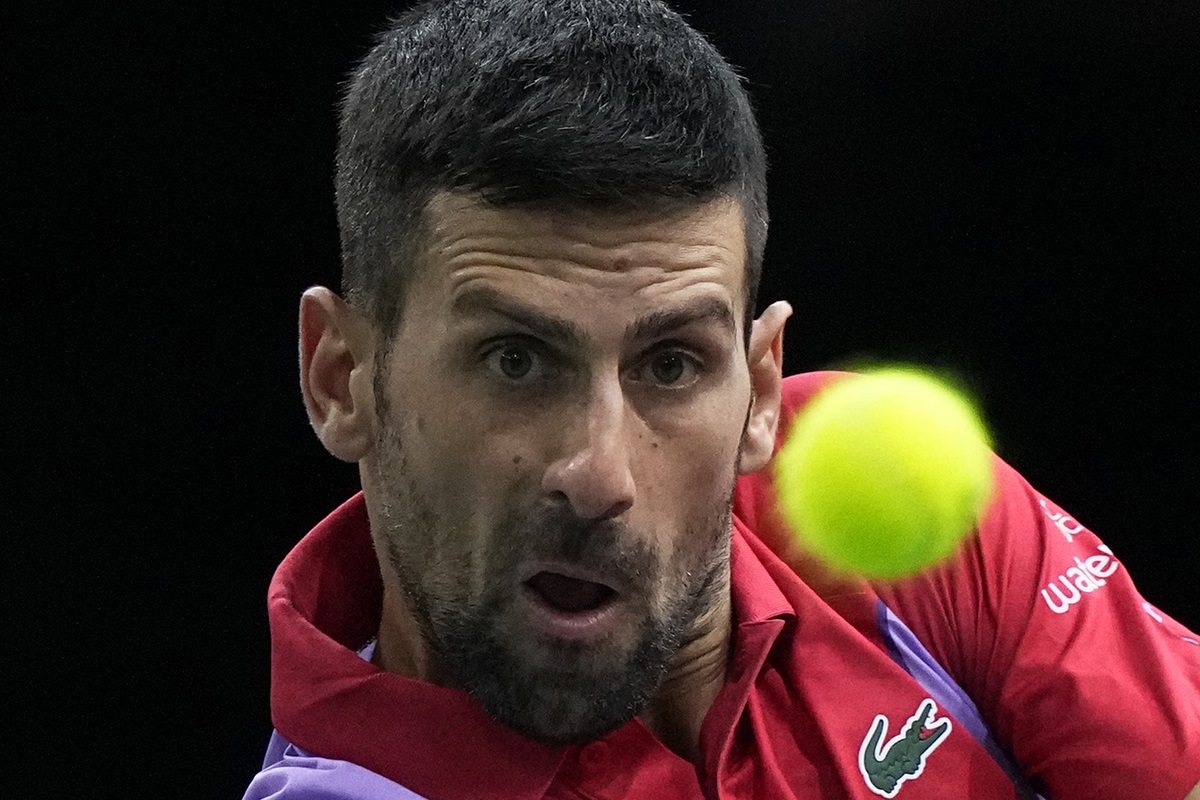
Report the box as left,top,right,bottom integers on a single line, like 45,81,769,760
502,506,658,586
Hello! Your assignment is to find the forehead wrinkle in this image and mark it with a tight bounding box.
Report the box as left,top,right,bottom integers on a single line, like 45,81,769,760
435,235,736,281
427,195,743,278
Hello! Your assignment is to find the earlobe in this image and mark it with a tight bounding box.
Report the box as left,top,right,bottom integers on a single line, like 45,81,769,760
738,301,792,475
299,286,376,463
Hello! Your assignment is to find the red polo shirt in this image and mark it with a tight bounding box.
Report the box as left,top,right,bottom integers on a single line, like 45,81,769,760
251,372,1200,799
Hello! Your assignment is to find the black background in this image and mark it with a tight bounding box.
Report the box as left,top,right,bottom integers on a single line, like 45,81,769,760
9,1,1198,796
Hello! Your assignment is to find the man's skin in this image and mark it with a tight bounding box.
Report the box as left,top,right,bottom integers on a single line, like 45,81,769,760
295,189,1200,799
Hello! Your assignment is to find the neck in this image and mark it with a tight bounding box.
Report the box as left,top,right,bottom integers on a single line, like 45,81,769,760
372,584,443,683
639,580,733,763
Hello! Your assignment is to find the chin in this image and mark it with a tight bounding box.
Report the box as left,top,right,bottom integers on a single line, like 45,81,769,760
489,681,641,745
444,629,668,745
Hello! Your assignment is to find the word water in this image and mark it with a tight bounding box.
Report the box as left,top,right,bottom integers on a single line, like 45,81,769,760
1040,544,1119,615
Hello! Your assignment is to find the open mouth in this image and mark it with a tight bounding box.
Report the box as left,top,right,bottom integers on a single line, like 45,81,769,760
524,571,617,614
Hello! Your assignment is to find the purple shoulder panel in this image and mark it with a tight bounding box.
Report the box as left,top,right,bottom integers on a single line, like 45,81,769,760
243,733,429,800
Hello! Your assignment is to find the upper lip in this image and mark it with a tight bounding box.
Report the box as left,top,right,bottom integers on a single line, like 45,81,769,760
518,560,629,596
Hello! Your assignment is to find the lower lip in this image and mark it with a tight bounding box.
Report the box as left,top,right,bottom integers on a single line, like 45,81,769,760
518,586,623,642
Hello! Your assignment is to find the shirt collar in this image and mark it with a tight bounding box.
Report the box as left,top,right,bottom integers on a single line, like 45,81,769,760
729,513,795,627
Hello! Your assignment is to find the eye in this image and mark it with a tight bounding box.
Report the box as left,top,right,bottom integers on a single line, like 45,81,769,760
483,340,554,383
493,344,534,379
638,349,701,388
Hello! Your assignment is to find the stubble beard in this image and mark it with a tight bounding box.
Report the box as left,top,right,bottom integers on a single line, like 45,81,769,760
369,390,737,745
428,509,733,744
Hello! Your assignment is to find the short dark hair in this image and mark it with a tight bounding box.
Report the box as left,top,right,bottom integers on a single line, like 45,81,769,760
336,0,768,341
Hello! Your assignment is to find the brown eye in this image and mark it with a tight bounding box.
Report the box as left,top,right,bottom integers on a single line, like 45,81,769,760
646,351,699,387
484,341,558,384
496,346,533,379
651,353,686,384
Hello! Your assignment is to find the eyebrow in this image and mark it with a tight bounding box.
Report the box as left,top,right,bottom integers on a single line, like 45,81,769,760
451,286,736,346
628,297,736,344
452,286,587,347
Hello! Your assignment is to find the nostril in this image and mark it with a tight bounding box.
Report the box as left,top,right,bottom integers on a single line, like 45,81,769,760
542,454,636,520
541,421,637,520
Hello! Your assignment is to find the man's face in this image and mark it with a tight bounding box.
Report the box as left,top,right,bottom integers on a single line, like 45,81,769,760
363,193,756,743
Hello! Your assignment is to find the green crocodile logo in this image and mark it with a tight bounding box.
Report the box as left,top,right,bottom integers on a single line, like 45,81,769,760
858,698,952,798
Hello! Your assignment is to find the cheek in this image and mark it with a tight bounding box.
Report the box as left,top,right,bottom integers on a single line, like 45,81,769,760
644,418,742,544
397,367,497,489
406,408,536,557
664,392,747,486
406,420,475,503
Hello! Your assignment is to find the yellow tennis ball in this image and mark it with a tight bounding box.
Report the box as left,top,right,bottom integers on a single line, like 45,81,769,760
774,369,995,580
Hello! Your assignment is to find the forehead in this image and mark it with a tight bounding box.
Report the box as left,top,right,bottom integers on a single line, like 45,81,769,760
409,192,749,314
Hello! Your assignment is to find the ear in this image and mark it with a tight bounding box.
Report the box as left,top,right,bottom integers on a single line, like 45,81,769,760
738,300,792,475
299,286,376,463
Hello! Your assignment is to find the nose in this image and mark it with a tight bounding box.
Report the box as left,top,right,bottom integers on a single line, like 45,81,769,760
541,377,636,521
